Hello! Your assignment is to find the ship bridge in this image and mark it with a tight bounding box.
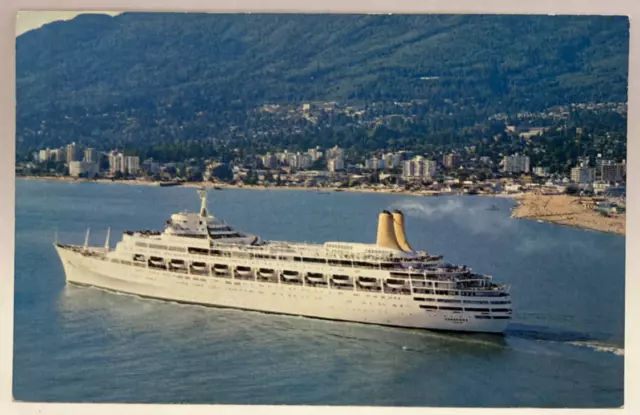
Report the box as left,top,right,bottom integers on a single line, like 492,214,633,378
163,188,259,245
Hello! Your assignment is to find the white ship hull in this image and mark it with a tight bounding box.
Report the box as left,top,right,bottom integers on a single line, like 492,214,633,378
56,246,509,333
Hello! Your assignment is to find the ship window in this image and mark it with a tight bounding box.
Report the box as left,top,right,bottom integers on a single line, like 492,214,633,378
491,308,512,313
475,315,492,320
354,261,377,269
465,307,490,312
492,316,511,320
435,290,456,296
169,246,185,252
303,257,325,264
439,306,462,311
209,232,242,239
180,234,207,239
390,272,409,279
149,244,167,250
419,305,437,310
135,242,148,248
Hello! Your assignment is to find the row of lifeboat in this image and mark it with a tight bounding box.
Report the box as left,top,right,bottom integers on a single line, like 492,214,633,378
140,255,410,287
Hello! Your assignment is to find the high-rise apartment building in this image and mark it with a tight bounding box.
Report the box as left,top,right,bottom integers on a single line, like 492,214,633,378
66,142,78,163
571,166,596,184
402,156,437,179
83,147,96,163
443,153,461,169
503,154,530,174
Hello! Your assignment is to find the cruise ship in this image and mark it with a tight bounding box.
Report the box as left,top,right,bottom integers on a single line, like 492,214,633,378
54,189,512,333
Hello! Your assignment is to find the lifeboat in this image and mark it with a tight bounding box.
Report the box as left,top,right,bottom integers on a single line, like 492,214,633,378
235,266,252,277
169,259,187,270
148,257,165,267
133,254,145,262
357,277,378,287
306,273,325,283
332,275,352,285
212,263,231,276
257,268,275,278
190,262,207,272
385,278,406,289
281,271,301,282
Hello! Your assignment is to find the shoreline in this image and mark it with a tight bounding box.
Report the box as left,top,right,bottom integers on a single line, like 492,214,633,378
18,176,623,235
510,193,625,235
17,175,523,198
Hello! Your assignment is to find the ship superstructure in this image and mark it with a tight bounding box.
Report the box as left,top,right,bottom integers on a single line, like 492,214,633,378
55,189,512,333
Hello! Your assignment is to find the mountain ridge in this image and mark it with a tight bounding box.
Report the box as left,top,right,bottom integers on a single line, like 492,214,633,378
16,12,629,152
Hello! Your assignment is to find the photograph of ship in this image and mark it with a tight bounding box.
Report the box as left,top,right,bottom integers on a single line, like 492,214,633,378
55,188,512,333
13,11,627,407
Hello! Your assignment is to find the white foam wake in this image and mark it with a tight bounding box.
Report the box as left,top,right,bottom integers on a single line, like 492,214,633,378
568,341,624,356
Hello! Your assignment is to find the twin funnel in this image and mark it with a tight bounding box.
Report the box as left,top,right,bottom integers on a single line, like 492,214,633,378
376,210,414,252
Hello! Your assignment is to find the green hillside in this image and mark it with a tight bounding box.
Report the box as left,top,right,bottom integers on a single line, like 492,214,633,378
16,13,629,152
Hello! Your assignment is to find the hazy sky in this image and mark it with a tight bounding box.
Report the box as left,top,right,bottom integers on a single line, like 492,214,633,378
16,11,121,36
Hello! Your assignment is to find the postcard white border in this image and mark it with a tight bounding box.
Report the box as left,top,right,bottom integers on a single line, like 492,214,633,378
1,1,638,415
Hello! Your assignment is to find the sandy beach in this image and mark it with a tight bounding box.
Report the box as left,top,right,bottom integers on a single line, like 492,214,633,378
510,193,625,235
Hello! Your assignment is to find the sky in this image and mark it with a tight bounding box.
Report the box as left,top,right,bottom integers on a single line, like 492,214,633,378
15,11,121,36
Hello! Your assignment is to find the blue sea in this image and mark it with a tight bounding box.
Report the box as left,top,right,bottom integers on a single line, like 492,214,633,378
13,179,625,407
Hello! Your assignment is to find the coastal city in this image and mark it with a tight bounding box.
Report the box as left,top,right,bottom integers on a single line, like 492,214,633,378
17,139,626,199
15,105,627,236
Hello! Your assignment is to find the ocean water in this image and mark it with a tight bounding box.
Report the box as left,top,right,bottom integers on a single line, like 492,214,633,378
13,179,625,407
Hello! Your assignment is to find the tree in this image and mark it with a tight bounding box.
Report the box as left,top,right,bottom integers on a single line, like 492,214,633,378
210,164,232,181
188,171,203,182
565,185,579,195
244,169,257,185
310,156,327,171
55,162,68,176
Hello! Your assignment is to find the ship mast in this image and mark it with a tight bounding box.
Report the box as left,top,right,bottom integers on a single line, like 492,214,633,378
198,188,208,217
83,228,91,250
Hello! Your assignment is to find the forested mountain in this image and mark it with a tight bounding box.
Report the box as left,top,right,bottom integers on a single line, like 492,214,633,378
16,13,629,153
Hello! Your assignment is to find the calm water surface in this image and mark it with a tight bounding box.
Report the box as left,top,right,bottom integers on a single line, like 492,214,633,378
13,179,625,406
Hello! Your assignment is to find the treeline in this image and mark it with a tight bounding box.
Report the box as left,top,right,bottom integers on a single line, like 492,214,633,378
15,13,628,153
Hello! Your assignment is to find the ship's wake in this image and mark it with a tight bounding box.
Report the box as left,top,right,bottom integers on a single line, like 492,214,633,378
505,326,624,356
